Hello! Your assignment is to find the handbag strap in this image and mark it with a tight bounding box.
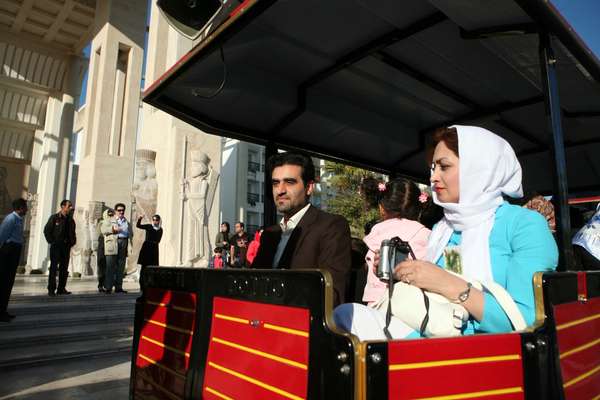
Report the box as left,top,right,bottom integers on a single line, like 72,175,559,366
473,280,527,331
445,269,527,331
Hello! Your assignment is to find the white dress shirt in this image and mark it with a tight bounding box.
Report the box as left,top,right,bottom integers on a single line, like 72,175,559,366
272,203,311,267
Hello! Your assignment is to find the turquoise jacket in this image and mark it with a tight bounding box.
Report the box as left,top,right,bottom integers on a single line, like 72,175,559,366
437,202,558,334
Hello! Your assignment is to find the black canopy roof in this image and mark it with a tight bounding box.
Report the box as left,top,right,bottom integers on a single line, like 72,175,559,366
144,0,600,195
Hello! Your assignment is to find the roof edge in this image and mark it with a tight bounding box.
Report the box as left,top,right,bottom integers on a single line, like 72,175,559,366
515,0,600,83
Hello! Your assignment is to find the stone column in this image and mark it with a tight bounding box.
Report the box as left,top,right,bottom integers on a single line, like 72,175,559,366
75,0,146,210
27,55,85,272
28,98,63,272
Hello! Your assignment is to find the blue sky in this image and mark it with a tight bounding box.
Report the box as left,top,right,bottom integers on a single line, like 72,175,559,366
552,0,600,59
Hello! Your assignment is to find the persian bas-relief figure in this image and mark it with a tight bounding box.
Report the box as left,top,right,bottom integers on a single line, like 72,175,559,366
0,167,12,219
132,150,158,219
70,202,104,276
24,193,38,273
70,207,91,276
182,150,219,267
129,150,158,274
88,201,104,275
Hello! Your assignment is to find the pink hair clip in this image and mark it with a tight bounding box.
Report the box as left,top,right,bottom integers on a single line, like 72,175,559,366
418,192,429,203
378,182,386,192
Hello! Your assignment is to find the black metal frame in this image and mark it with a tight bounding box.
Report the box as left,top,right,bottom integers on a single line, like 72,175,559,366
268,12,448,138
539,32,574,270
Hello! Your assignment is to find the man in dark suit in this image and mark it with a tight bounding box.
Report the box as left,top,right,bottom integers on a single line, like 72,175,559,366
252,153,351,305
44,199,76,296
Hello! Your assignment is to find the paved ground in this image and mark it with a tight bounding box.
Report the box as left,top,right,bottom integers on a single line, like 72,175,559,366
9,274,140,296
0,276,140,400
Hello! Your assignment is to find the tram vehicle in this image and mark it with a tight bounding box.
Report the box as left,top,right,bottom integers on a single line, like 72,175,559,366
131,1,600,399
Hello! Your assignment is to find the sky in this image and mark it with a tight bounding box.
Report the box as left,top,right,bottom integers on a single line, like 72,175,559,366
551,0,600,59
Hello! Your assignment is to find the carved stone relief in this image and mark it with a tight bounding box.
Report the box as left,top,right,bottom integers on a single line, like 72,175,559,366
181,148,219,267
129,149,158,274
24,193,38,273
0,167,11,219
70,207,91,276
69,201,104,277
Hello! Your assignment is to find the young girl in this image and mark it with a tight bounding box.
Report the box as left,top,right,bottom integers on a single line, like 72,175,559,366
359,178,431,306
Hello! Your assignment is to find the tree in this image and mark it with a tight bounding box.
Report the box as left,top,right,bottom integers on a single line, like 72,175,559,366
321,161,382,237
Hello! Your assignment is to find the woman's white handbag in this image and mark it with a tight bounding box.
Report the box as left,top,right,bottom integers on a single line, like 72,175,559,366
376,273,527,337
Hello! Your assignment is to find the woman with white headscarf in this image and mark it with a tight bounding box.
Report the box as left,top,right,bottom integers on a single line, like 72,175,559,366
334,125,558,339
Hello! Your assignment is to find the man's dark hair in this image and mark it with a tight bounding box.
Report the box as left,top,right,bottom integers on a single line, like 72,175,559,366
12,198,27,210
236,221,245,229
114,203,126,210
60,199,71,207
214,247,223,253
267,152,315,186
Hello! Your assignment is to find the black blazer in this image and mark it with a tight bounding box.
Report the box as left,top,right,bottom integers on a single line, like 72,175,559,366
252,205,352,305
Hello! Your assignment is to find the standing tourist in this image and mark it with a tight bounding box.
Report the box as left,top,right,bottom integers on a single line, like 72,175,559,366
113,203,132,293
215,222,231,249
44,199,76,296
229,222,249,267
96,226,106,292
100,209,118,294
136,214,163,282
215,221,231,264
0,199,28,322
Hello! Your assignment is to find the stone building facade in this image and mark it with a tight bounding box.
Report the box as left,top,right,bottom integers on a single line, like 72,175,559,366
0,0,222,275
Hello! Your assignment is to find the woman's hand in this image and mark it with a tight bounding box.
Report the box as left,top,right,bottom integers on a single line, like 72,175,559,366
393,260,465,300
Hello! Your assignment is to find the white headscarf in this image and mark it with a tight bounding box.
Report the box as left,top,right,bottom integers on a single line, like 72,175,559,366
426,125,523,283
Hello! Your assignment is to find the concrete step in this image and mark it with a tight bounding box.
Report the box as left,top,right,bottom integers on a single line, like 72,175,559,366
0,309,134,332
0,320,134,349
8,299,136,316
0,290,138,372
0,335,133,370
10,292,139,304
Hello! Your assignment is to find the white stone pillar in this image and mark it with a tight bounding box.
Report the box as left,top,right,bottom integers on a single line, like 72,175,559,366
28,97,63,272
75,0,146,210
27,56,84,272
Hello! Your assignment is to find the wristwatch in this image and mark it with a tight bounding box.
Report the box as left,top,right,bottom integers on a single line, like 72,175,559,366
456,282,473,303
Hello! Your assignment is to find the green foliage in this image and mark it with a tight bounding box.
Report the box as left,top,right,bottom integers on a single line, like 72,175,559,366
322,161,381,237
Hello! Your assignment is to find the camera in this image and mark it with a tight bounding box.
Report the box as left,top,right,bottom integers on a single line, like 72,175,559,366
377,237,414,282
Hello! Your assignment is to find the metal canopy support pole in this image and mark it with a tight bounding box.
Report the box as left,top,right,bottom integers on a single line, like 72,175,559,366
263,142,278,227
539,32,574,271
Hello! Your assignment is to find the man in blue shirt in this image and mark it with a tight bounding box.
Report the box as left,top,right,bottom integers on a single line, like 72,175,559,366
110,203,133,293
0,198,28,322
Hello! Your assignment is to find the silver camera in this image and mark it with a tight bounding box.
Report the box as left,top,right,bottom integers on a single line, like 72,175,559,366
377,237,413,282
